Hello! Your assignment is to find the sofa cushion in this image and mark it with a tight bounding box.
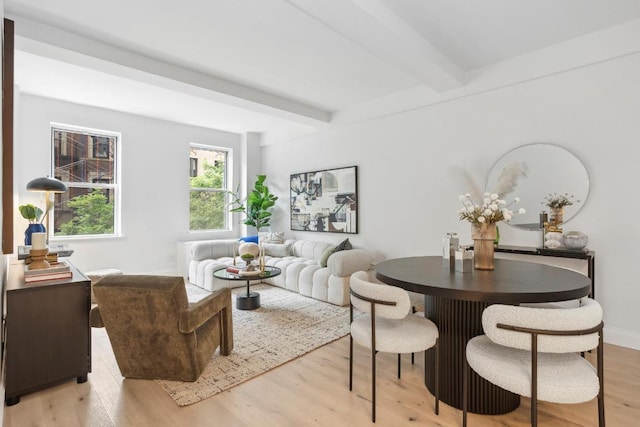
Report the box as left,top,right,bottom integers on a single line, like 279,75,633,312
263,241,293,257
259,231,285,244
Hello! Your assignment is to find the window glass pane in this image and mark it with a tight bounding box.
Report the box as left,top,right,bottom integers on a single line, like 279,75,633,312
189,190,225,230
189,145,228,231
51,125,119,238
53,129,116,184
55,188,115,236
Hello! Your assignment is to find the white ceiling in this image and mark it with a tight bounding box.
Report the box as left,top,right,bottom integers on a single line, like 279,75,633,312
6,0,640,143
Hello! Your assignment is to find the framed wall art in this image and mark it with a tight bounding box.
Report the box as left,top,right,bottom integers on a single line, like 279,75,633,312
290,166,357,233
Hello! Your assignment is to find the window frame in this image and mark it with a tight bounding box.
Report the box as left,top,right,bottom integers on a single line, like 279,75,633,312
189,143,232,233
50,123,122,240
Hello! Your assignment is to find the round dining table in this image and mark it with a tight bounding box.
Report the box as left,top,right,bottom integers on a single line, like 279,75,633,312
375,256,591,415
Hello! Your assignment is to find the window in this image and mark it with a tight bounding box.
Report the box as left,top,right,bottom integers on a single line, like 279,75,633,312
52,124,120,238
189,144,229,231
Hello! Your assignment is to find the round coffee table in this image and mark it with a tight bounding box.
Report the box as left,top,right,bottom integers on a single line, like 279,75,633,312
213,265,282,310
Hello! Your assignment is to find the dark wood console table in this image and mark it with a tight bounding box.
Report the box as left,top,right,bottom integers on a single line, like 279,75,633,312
4,260,91,405
495,245,595,298
376,256,591,415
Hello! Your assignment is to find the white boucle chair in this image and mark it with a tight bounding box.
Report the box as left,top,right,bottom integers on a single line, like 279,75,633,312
349,271,439,423
463,298,605,427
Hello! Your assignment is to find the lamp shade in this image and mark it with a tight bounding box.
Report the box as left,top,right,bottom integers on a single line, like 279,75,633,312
26,176,68,193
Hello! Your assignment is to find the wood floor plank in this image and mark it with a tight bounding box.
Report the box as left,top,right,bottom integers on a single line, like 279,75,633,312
4,327,639,427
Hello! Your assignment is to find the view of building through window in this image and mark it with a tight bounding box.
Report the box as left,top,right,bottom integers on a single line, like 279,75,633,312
52,124,119,237
189,145,229,231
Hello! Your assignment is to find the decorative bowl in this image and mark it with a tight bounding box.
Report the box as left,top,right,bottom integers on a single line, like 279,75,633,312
563,231,588,249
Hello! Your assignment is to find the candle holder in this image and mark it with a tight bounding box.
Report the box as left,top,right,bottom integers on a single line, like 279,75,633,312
28,248,50,270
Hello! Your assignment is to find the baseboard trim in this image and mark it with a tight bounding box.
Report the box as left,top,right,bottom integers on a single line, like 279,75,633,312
604,326,640,350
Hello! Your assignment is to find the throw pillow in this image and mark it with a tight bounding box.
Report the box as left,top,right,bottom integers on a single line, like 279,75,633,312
263,242,293,258
333,238,352,253
259,231,285,244
319,245,336,268
239,235,259,244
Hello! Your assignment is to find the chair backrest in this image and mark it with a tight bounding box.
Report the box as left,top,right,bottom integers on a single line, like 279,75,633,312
93,275,201,378
350,271,410,319
482,298,602,353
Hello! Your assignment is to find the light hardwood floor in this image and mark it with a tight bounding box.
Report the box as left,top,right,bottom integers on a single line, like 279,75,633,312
4,328,640,426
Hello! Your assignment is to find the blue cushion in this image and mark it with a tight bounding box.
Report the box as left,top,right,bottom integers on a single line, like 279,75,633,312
239,235,259,244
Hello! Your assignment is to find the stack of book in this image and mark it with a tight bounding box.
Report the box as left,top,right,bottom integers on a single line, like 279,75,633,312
24,261,72,283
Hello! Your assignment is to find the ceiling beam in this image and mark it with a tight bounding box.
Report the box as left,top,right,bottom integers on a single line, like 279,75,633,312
288,0,464,91
10,13,331,127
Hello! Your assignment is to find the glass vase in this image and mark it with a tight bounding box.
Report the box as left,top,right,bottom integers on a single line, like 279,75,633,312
472,223,496,270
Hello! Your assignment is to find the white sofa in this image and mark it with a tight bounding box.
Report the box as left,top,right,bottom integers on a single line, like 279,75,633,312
187,238,372,306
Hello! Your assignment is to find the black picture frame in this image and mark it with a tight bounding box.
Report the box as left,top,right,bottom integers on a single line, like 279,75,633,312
290,166,357,233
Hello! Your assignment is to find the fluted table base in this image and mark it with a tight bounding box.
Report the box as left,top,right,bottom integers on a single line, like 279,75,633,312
424,295,520,414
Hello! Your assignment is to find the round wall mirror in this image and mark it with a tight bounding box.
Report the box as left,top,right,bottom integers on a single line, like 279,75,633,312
486,143,589,230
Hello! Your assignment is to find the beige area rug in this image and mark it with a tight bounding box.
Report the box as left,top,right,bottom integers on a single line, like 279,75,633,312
157,284,350,406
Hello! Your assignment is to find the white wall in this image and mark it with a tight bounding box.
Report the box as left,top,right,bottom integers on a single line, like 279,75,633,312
14,94,259,274
263,52,640,350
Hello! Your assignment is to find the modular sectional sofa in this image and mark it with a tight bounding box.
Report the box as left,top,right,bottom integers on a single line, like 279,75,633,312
187,238,372,306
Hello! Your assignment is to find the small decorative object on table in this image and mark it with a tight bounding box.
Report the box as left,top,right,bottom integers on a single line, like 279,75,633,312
544,231,564,249
458,193,525,270
19,203,45,245
563,231,588,250
442,232,459,270
542,193,580,226
28,232,50,270
455,246,473,273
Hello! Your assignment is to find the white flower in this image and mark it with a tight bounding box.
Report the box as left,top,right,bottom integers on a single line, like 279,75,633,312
484,208,492,216
514,197,520,202
484,198,491,205
490,193,499,200
466,206,475,213
477,216,486,223
503,212,512,221
489,203,498,211
519,208,526,214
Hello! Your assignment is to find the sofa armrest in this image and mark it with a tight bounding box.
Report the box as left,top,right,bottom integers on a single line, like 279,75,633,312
327,249,371,277
190,239,236,261
179,287,230,332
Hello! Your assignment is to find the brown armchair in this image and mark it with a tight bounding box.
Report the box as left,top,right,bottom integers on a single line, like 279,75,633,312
90,275,233,382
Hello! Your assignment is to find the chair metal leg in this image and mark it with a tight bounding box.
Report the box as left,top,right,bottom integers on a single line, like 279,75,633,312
371,343,376,422
598,329,606,427
397,354,401,379
531,333,538,427
411,352,414,365
463,347,468,427
349,335,353,391
435,339,439,415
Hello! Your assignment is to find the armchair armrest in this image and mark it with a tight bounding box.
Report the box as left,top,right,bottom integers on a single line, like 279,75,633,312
179,287,233,355
328,249,371,277
179,287,230,332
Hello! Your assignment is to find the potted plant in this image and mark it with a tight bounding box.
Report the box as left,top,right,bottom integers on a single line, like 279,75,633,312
228,175,278,234
228,175,278,271
18,203,46,245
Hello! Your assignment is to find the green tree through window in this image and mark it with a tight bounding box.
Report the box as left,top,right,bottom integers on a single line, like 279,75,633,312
58,189,114,235
189,146,228,231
